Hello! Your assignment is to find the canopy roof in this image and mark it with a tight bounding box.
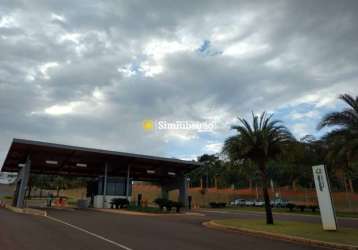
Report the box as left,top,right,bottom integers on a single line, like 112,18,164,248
1,138,201,181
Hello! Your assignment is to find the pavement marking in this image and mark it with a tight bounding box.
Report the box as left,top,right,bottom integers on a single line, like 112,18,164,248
46,216,133,250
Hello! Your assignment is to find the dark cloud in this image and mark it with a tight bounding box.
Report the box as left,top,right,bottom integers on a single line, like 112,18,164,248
1,0,358,164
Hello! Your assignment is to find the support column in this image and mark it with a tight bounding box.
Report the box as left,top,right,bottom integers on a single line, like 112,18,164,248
16,156,31,208
103,162,108,208
125,165,131,200
178,175,188,209
161,185,169,200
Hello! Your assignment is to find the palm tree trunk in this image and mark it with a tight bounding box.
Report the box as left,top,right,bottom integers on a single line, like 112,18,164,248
348,179,354,193
248,179,253,190
27,185,32,199
344,159,353,209
292,179,297,191
343,175,352,210
259,162,274,225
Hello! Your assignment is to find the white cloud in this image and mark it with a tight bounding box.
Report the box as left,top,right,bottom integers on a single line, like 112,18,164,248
162,130,198,142
58,33,82,44
289,110,319,120
0,15,18,28
143,39,193,60
139,39,197,77
139,61,163,77
211,12,257,42
51,13,66,23
204,142,223,154
118,64,137,77
223,34,270,58
290,123,310,138
92,87,105,101
290,79,358,109
175,154,198,161
38,62,60,79
44,102,79,116
41,88,106,116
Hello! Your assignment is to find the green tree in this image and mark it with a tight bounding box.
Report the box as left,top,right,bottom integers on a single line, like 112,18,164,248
274,135,324,189
223,112,294,224
197,154,222,189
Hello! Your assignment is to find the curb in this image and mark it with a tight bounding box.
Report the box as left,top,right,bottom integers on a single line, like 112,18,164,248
95,208,205,217
203,220,358,250
185,212,206,216
95,208,160,216
5,204,47,217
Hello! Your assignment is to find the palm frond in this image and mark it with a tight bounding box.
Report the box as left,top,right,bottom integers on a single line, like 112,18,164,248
339,94,358,113
318,94,358,130
223,111,294,163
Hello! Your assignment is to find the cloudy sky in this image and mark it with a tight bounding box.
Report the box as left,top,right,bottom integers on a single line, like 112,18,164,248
1,0,358,164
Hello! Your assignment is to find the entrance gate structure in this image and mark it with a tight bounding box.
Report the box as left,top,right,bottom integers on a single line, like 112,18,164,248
1,138,200,209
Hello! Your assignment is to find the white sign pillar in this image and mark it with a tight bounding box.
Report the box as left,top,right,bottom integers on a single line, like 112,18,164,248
312,165,337,231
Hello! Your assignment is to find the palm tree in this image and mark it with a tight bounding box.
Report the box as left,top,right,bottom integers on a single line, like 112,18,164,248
318,94,358,193
223,112,294,224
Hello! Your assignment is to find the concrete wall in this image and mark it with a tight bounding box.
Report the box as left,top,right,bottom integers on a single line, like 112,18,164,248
0,184,14,199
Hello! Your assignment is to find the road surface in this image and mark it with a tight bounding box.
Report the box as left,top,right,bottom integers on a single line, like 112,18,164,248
0,208,326,250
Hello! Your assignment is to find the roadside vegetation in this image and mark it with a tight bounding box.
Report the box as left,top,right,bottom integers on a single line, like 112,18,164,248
189,94,358,224
216,206,358,219
213,218,358,246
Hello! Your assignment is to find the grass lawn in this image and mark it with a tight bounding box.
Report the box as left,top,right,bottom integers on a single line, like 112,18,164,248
214,218,358,246
126,206,164,213
126,205,184,214
219,206,358,218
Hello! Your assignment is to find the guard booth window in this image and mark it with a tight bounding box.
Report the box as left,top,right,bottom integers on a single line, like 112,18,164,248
94,177,132,196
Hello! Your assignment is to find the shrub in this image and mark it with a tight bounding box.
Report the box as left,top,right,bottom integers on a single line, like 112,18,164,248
308,205,318,212
110,198,129,209
287,203,296,212
209,202,226,208
154,198,183,213
172,201,183,213
154,198,169,211
297,205,306,212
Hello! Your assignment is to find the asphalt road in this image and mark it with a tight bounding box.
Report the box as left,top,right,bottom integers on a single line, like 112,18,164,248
0,208,327,250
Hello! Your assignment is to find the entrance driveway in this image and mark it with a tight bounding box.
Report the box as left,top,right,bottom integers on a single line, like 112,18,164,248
0,207,325,250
